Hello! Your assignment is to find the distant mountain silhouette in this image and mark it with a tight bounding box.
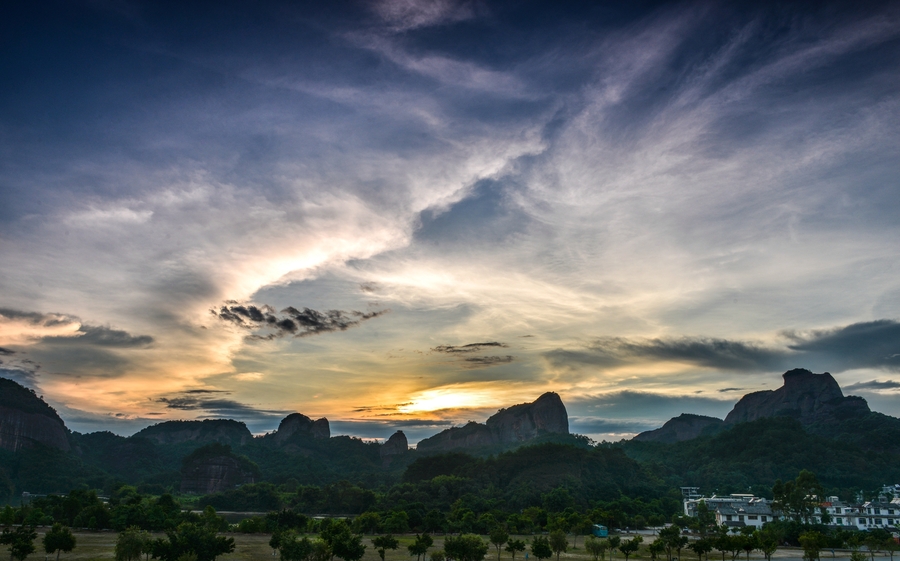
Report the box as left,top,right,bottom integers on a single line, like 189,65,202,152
633,368,890,447
632,413,724,443
416,392,569,453
0,378,70,452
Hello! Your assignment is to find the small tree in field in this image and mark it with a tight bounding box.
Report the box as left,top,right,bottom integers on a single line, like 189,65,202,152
373,536,399,561
531,537,552,561
1,525,37,561
549,530,568,561
409,534,434,561
619,537,642,561
490,528,509,561
585,537,608,561
42,524,76,561
506,540,526,561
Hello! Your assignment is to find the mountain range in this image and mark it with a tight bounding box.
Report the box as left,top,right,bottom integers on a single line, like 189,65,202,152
1,369,899,502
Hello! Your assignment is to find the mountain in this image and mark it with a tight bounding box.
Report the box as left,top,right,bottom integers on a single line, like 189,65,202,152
634,368,877,445
416,392,569,453
724,368,870,426
0,378,70,452
267,413,330,444
632,413,724,443
133,419,253,447
179,443,259,494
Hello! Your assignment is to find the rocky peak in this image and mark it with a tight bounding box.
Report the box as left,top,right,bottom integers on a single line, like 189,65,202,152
271,413,331,444
633,414,724,443
380,430,409,467
486,392,569,441
724,368,869,426
133,419,252,447
0,377,71,452
416,392,569,453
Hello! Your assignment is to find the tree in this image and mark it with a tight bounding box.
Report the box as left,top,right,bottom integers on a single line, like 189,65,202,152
657,525,687,561
799,531,826,561
649,540,665,561
585,537,608,561
773,471,823,524
754,526,780,561
42,524,76,561
332,533,365,561
116,527,151,561
619,537,642,561
409,534,434,561
352,513,381,535
505,540,526,561
373,536,400,561
608,537,621,561
530,537,552,561
150,522,235,561
883,535,900,561
549,530,568,561
864,529,892,561
1,526,36,561
445,535,488,561
490,528,509,561
689,539,712,561
280,534,314,561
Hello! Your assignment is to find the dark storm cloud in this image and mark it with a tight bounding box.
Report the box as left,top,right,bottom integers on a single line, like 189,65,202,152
211,301,389,339
0,348,15,356
718,387,745,393
546,319,900,374
844,379,900,391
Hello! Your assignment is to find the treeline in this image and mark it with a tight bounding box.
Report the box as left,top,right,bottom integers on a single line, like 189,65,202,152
618,417,900,496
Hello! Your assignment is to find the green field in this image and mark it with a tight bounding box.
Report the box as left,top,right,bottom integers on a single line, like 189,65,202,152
9,531,828,561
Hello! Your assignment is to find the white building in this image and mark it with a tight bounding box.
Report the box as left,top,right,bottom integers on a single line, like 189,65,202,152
684,492,900,533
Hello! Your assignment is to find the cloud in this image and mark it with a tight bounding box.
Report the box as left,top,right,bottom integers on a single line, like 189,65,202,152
156,391,287,421
432,342,508,353
782,320,900,371
211,301,389,339
431,341,514,369
718,387,745,393
372,0,477,31
462,355,514,368
546,319,900,374
545,336,786,372
0,348,15,356
844,379,900,391
569,390,733,421
42,325,154,348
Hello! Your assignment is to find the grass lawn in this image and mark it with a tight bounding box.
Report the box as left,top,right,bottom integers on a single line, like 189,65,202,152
10,531,828,561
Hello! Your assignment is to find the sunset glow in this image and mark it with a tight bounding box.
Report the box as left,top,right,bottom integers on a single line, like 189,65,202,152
1,1,899,443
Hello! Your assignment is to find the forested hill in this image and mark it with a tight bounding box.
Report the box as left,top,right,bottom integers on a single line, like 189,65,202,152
618,416,900,496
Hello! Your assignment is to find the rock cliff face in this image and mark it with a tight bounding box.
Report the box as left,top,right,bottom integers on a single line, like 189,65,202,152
134,419,252,446
180,453,256,494
380,431,408,457
416,392,569,453
724,368,870,426
0,378,70,452
380,430,408,467
633,414,724,443
271,413,330,444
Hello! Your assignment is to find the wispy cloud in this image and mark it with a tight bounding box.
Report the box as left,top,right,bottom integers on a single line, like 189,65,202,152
212,301,389,339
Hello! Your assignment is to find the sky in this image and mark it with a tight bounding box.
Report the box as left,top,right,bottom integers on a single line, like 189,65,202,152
1,0,899,444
